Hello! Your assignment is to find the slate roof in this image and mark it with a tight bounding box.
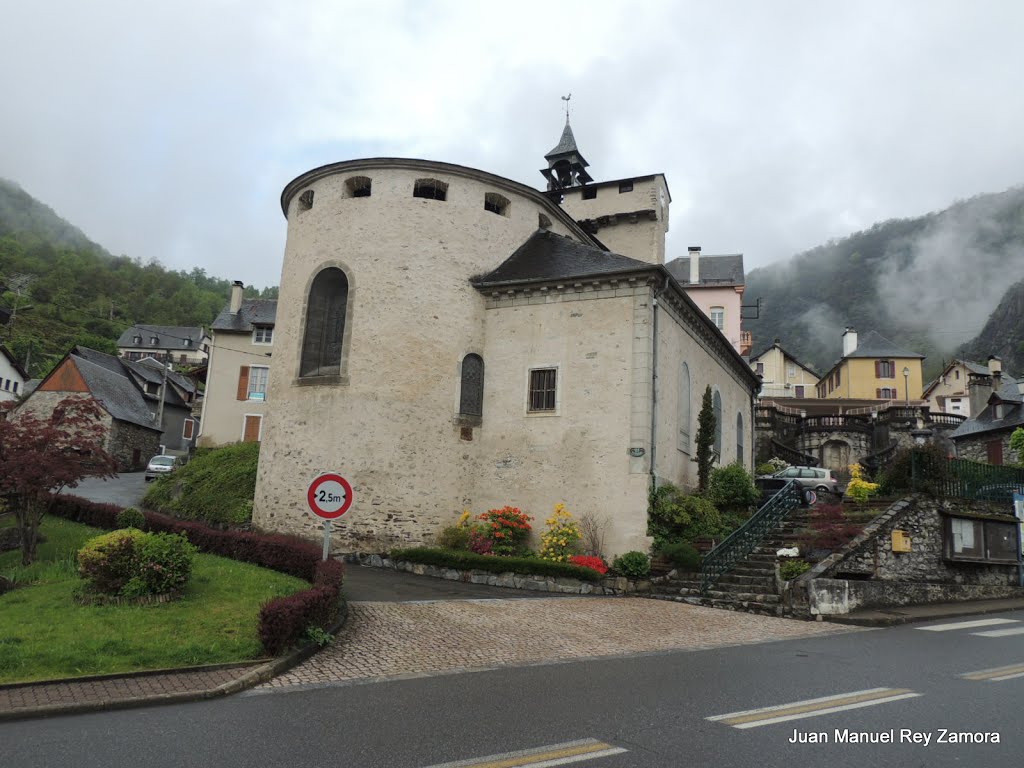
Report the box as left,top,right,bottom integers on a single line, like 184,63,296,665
950,379,1024,440
211,299,278,332
749,341,821,378
473,230,651,287
665,254,745,286
120,358,193,408
71,353,160,431
844,330,925,359
117,325,205,351
546,120,582,159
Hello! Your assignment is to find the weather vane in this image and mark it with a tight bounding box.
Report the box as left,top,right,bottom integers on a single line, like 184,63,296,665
561,93,572,121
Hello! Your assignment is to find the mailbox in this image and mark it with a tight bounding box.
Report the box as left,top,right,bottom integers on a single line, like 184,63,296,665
891,529,912,553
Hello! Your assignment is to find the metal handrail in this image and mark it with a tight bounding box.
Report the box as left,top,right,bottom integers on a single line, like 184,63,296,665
699,479,804,595
769,438,818,467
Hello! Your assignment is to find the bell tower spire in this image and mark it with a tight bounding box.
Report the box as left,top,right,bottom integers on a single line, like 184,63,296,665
540,95,593,192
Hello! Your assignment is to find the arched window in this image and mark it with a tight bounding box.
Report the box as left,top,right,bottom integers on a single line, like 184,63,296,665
736,411,745,465
300,267,349,378
677,362,690,452
459,354,484,421
713,390,722,459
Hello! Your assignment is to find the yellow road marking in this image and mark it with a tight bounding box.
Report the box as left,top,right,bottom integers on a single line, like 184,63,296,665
712,688,916,726
962,662,1024,681
466,742,614,768
423,739,627,768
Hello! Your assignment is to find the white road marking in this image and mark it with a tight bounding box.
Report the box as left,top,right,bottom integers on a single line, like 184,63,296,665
972,626,1024,638
917,618,1019,632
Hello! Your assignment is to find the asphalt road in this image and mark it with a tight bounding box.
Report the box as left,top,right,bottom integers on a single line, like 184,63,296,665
62,472,149,509
4,609,1024,767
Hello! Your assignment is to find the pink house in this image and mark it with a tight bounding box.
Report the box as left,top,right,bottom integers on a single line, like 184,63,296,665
666,247,749,355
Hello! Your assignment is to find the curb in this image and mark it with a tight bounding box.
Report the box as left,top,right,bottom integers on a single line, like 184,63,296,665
825,599,1024,627
0,601,349,723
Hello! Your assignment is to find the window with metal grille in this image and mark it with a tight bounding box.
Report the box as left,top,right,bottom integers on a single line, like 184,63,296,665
300,267,349,378
528,368,557,412
459,354,484,418
345,176,372,198
413,178,448,201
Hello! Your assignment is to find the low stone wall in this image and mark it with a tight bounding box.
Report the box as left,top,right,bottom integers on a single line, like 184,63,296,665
357,554,651,596
806,578,1024,616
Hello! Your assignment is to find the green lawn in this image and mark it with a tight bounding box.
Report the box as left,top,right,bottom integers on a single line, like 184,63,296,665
0,516,307,684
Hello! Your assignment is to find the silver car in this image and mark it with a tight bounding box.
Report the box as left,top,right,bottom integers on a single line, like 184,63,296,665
773,466,842,496
145,455,180,482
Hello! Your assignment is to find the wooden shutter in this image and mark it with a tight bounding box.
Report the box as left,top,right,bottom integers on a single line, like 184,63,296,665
236,366,250,401
182,419,194,440
988,440,1003,466
875,360,881,377
243,415,262,442
876,388,882,399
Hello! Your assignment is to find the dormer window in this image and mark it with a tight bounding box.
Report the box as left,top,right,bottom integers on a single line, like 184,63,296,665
184,338,192,347
133,335,142,345
993,403,1004,420
413,178,448,201
150,336,159,346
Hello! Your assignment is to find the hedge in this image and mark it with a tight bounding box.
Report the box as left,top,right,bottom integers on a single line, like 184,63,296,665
390,547,604,582
49,494,343,654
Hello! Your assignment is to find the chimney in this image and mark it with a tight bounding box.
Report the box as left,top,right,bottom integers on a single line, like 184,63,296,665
989,355,1003,392
842,327,858,357
229,281,244,314
688,246,701,284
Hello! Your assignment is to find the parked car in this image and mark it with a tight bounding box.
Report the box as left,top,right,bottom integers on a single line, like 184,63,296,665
145,455,180,482
773,466,842,496
755,476,814,507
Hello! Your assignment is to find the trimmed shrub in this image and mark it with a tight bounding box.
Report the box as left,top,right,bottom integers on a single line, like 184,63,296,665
611,551,651,580
707,463,761,512
77,529,145,595
476,506,533,556
435,525,471,551
656,540,702,571
124,533,195,597
116,507,146,530
755,462,777,476
390,547,604,581
258,559,345,656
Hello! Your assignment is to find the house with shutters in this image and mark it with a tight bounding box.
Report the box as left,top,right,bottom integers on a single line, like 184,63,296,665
665,248,751,355
815,328,925,402
749,339,820,399
117,325,209,367
198,282,276,446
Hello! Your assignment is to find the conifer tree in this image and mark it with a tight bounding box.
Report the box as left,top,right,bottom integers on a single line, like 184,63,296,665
696,385,716,492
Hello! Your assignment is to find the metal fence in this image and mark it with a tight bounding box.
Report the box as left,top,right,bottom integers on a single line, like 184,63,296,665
911,450,1024,502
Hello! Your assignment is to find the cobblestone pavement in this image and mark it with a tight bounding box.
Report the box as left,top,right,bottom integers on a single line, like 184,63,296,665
0,667,249,716
263,598,858,689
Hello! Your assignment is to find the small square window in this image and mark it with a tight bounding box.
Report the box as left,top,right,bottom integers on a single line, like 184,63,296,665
484,192,509,217
581,187,597,200
414,178,448,201
253,326,274,344
298,190,314,210
345,176,372,198
528,368,557,412
618,181,633,193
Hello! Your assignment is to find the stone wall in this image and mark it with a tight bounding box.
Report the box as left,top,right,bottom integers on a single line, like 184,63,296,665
805,578,1023,615
828,497,1018,586
109,421,161,471
956,430,1020,465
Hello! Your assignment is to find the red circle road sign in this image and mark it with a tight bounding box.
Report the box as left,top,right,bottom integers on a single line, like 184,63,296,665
307,473,354,519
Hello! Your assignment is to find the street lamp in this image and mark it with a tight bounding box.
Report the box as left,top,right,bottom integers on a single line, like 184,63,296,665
903,366,911,406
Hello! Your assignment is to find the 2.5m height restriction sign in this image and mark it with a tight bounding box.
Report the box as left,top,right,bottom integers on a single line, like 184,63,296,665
307,473,354,519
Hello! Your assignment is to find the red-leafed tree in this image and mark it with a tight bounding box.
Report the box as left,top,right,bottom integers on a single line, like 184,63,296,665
0,397,118,564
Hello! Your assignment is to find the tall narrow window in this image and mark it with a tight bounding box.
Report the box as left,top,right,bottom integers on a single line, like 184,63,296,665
528,368,557,412
710,307,725,330
300,267,349,378
678,362,691,452
459,354,484,420
736,411,745,464
247,366,269,401
713,390,723,458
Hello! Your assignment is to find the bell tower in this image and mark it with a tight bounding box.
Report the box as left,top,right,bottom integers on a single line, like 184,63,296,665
540,96,593,191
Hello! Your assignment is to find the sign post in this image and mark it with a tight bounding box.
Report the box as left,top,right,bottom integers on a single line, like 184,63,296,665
307,473,354,560
1014,492,1024,588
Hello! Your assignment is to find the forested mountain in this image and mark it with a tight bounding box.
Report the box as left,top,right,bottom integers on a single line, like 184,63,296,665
0,179,276,378
745,186,1024,378
959,278,1024,375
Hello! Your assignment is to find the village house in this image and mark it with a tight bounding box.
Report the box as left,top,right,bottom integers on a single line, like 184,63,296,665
815,328,924,402
197,283,276,447
949,357,1024,465
923,359,1010,418
0,344,28,403
117,325,209,367
749,339,820,399
665,248,751,356
250,120,760,556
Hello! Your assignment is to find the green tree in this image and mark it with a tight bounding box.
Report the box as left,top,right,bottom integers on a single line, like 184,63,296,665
696,385,716,492
1010,427,1024,466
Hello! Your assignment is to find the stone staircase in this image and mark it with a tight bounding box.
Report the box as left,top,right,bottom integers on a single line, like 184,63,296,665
651,508,815,616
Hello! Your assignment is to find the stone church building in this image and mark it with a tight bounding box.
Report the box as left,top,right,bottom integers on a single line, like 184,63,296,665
252,121,760,556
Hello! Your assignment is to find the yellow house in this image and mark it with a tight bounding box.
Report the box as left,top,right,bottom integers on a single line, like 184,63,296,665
750,338,820,398
816,329,924,402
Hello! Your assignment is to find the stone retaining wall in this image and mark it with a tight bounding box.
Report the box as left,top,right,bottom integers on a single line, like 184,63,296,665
805,578,1024,616
357,554,651,595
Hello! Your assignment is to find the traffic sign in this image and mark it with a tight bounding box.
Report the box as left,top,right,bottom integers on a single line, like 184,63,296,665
307,473,354,519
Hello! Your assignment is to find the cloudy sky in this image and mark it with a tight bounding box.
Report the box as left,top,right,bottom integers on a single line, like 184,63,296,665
3,1,1023,288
